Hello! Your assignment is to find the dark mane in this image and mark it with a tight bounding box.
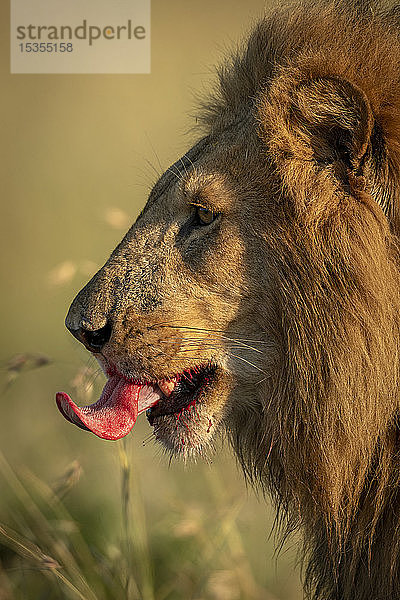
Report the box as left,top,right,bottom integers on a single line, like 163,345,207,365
203,4,400,599
201,2,400,232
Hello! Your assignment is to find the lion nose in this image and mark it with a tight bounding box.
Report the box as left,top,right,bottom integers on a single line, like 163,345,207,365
68,321,112,353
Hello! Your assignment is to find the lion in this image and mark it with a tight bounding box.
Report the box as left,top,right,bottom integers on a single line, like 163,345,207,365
56,2,400,599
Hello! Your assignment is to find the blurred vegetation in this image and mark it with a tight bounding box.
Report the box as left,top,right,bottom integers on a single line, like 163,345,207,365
1,0,302,598
0,406,302,600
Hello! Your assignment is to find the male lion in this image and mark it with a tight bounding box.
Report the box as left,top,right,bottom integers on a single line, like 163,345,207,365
56,2,400,599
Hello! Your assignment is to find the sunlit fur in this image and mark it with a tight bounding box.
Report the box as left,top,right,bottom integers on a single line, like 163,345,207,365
66,3,400,598
202,3,400,599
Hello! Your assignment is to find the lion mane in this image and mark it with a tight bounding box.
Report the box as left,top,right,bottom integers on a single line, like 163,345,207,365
61,2,400,598
202,3,400,599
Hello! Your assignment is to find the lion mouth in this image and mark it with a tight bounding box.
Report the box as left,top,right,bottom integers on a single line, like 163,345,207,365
146,364,216,424
55,363,216,440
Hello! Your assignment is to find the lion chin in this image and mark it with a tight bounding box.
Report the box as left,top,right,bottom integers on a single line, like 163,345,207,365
57,2,400,599
147,366,230,458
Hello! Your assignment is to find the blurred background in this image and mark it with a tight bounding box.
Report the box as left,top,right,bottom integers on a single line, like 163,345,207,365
0,1,302,598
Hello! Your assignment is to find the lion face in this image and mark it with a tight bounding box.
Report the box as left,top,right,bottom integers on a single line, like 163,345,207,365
56,5,400,599
57,2,400,531
59,125,277,456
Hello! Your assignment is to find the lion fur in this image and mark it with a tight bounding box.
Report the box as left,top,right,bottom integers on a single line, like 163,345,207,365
202,3,400,599
65,3,400,598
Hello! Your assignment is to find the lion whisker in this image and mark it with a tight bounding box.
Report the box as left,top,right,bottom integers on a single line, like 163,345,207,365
144,131,164,175
161,335,266,354
163,339,263,354
182,151,196,171
176,345,262,357
142,433,154,446
143,156,162,180
156,326,271,346
173,336,265,353
228,353,267,375
166,165,184,182
255,375,272,385
179,157,189,178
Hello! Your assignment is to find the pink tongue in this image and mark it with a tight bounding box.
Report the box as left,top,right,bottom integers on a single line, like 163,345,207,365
56,375,161,441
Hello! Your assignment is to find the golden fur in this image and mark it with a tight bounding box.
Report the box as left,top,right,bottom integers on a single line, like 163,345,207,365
66,3,400,598
216,4,400,598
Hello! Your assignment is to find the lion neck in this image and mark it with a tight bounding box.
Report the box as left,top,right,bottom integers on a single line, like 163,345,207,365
230,202,400,600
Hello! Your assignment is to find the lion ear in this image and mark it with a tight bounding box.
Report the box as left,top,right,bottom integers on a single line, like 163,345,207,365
291,77,373,172
263,75,375,192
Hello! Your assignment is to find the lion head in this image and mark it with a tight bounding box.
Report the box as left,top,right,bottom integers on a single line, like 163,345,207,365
57,3,400,599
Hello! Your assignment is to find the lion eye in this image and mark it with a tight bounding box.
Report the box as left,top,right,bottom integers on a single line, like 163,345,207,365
194,206,216,226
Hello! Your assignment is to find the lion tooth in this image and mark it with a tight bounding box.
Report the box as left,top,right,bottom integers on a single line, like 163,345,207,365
158,379,177,397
